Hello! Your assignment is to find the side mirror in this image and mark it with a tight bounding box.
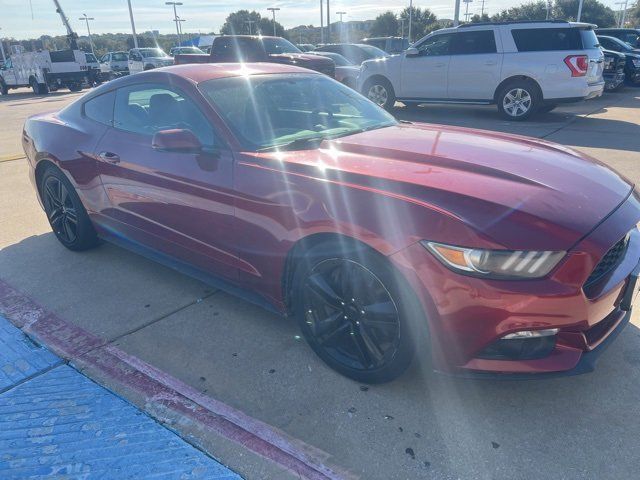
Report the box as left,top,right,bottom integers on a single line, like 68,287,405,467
152,129,202,153
405,47,419,57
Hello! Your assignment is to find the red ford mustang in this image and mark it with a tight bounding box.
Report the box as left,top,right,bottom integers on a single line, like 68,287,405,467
23,63,640,383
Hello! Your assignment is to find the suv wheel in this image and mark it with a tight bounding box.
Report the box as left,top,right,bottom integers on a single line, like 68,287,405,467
363,77,396,110
0,80,8,95
497,80,540,121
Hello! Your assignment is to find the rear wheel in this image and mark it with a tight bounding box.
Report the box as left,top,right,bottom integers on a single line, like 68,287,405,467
497,80,540,121
292,242,418,383
40,166,99,251
30,78,41,95
0,80,8,95
68,83,82,92
363,77,396,111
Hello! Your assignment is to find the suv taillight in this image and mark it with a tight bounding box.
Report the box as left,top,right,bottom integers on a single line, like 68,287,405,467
564,55,589,77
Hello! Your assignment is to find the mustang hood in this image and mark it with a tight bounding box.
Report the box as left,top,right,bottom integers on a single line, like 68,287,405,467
263,124,633,251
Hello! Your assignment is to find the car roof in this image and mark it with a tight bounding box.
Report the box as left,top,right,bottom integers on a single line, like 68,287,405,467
153,63,318,83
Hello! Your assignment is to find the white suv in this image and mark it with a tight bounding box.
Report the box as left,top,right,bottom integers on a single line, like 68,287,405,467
128,48,174,75
357,20,605,120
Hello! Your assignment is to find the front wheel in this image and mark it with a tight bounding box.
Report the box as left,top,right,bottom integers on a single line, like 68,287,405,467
68,83,83,92
292,242,418,383
0,80,8,95
497,81,540,121
40,166,99,251
363,77,396,111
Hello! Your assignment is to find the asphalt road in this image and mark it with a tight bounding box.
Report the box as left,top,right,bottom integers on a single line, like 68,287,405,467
1,85,640,479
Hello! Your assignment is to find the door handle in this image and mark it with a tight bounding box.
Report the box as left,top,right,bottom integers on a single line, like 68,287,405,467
98,151,120,164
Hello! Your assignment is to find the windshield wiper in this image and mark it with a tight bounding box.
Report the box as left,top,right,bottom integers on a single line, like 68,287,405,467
258,136,328,152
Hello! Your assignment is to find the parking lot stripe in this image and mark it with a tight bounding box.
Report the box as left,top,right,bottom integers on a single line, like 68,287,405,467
0,154,24,163
0,279,354,480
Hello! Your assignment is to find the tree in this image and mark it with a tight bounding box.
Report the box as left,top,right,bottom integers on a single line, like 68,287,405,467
630,3,640,26
470,13,491,23
371,11,399,37
221,10,262,35
553,0,616,26
399,6,437,42
491,1,548,22
257,17,287,37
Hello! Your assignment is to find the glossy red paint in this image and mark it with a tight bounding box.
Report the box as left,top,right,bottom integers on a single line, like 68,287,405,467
22,64,640,376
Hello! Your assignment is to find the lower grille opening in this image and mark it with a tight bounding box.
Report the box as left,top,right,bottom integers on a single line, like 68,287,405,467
476,336,556,361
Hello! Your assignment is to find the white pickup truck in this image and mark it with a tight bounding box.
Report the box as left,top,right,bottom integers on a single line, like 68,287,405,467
0,45,90,95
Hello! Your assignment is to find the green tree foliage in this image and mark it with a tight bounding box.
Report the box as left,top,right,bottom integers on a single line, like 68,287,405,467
491,1,549,22
371,11,400,37
470,13,491,23
553,0,616,26
220,10,286,37
399,6,438,41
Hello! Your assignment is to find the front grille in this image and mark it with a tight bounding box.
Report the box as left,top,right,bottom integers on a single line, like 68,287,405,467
584,234,629,287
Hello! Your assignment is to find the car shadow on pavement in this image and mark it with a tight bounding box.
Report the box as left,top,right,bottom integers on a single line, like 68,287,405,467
1,232,640,479
0,91,83,104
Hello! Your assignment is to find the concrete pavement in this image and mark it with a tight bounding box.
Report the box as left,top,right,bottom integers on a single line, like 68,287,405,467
1,86,640,479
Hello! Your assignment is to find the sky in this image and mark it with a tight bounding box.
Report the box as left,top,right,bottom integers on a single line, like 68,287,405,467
0,0,625,40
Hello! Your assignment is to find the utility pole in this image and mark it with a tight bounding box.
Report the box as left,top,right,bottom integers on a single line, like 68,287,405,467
78,14,95,54
267,7,280,36
408,0,413,44
245,20,255,35
400,19,405,39
166,2,183,46
463,0,473,22
480,0,486,16
454,0,461,26
320,0,324,44
326,0,331,43
177,17,186,36
546,0,552,19
336,11,346,42
620,0,629,27
127,0,139,48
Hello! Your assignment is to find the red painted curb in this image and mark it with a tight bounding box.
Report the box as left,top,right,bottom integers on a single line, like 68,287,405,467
0,279,354,480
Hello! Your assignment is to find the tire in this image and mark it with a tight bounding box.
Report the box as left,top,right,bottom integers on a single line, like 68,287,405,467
68,83,82,92
39,165,99,251
291,241,420,383
38,83,49,94
30,78,41,95
538,104,557,114
143,64,155,71
496,79,540,121
0,80,8,95
363,77,396,110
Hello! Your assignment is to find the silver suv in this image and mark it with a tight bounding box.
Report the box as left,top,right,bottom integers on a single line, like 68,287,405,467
357,20,605,120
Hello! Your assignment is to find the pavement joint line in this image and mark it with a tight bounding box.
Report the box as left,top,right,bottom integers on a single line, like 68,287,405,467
0,279,352,480
0,154,25,163
102,290,221,348
0,359,64,395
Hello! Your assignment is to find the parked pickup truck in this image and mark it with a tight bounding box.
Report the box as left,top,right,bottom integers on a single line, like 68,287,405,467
174,35,335,78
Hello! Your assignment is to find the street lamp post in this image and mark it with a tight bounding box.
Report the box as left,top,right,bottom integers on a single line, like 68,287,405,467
78,14,95,54
336,11,346,42
245,20,255,35
453,0,461,26
267,7,280,36
127,0,139,48
326,0,331,43
576,0,584,21
166,2,183,46
320,0,324,44
408,0,413,44
463,0,473,22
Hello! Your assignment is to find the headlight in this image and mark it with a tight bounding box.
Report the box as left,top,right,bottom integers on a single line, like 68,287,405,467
422,241,565,279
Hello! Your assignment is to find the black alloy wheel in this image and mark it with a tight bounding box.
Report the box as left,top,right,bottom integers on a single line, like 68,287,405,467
42,175,79,245
40,166,99,251
293,244,417,383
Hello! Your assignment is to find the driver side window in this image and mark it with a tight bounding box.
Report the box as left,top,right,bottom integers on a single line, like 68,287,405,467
113,84,215,147
416,34,454,56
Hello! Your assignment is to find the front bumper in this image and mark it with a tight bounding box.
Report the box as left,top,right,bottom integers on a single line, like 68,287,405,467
390,191,640,377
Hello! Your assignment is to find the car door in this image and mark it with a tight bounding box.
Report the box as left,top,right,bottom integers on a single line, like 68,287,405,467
399,33,454,99
1,58,17,85
128,51,142,74
94,82,239,280
447,29,501,100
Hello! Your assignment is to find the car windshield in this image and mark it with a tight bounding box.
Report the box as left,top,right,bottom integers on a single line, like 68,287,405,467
261,38,302,54
199,73,397,151
140,49,166,58
608,36,633,51
358,45,388,59
314,52,353,66
112,52,128,61
174,47,205,54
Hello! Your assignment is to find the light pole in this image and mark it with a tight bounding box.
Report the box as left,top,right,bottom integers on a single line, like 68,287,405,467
454,0,461,26
127,0,139,48
267,7,280,36
166,2,183,46
177,17,186,36
463,0,473,22
326,0,331,43
620,0,629,27
576,0,584,21
245,20,255,35
78,14,95,54
408,0,413,44
336,11,346,42
320,0,324,44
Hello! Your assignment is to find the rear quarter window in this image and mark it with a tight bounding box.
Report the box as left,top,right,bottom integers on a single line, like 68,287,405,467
511,28,582,52
83,90,115,126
